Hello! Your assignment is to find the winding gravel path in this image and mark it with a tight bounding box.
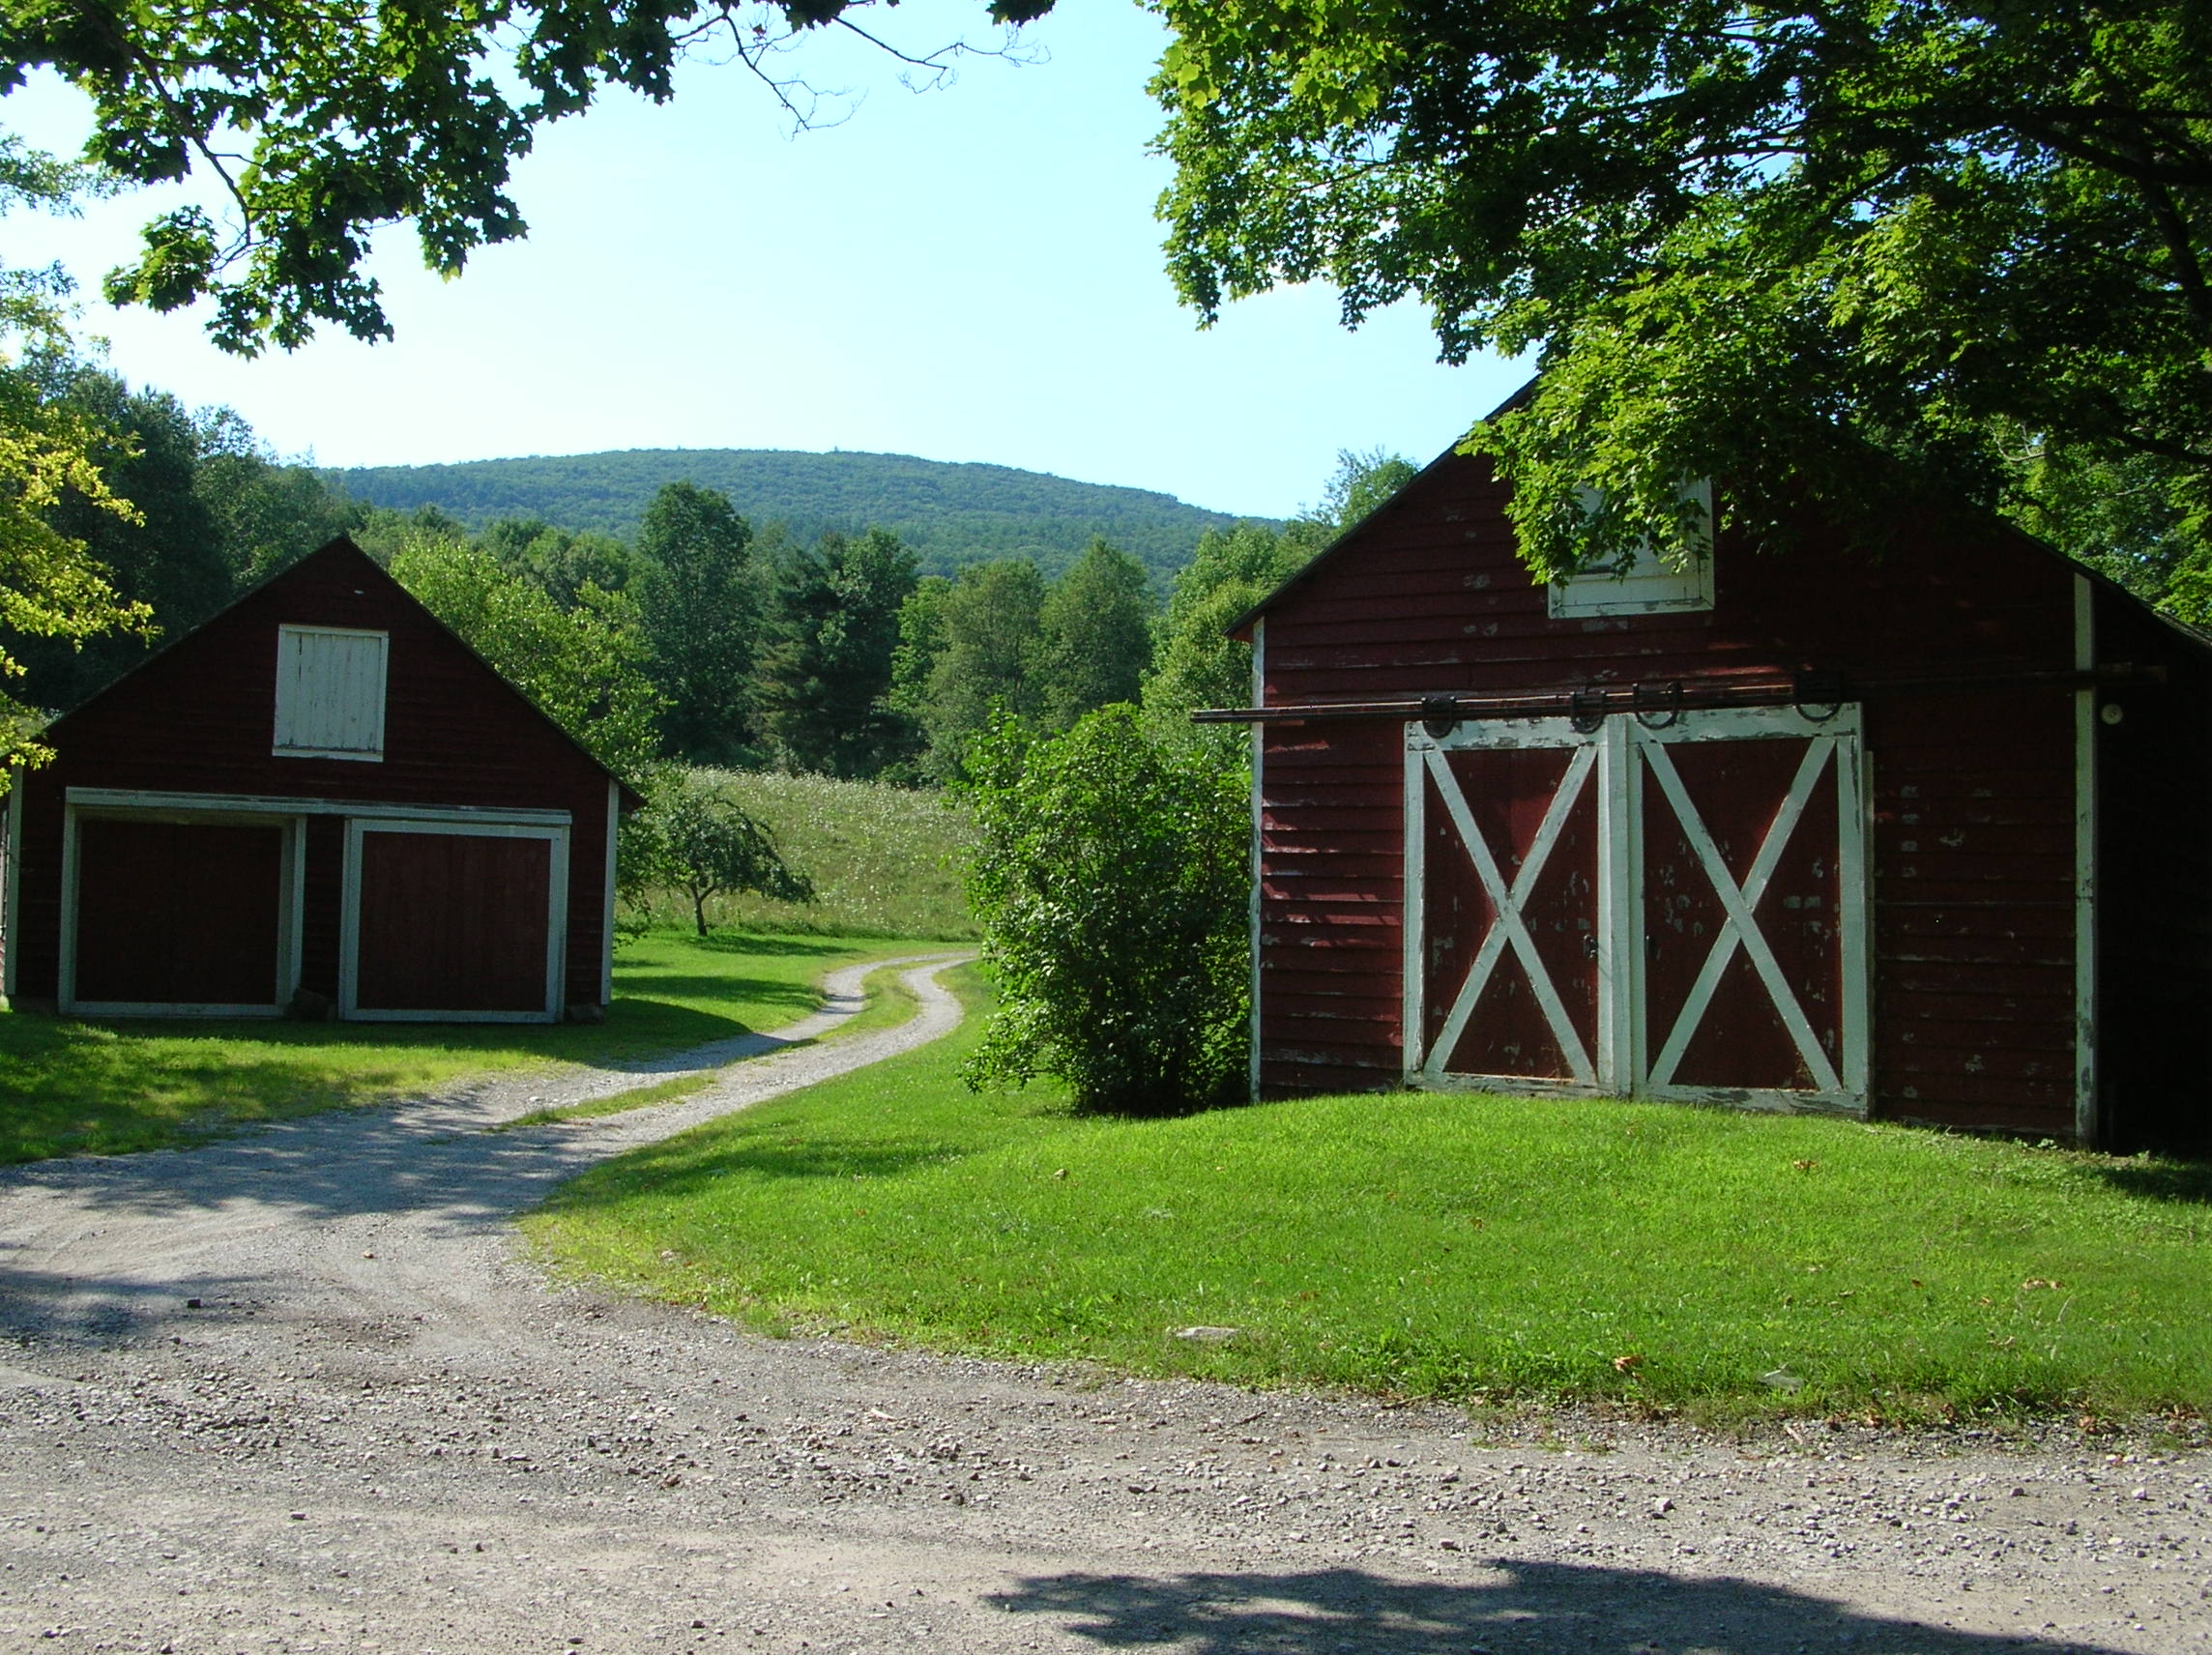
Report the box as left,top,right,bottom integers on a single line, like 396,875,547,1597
0,956,2204,1655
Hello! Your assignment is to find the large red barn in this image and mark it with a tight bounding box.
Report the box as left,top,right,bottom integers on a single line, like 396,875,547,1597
2,537,637,1024
1215,440,2212,1153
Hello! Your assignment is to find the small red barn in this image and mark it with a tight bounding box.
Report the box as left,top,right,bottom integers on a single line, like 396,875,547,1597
2,537,637,1024
1215,438,2212,1152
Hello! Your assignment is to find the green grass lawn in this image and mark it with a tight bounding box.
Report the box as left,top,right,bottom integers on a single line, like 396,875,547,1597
526,967,2212,1420
0,930,933,1164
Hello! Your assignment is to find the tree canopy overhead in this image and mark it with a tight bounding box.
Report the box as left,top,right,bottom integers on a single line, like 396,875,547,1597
1153,1,2212,584
9,0,1051,354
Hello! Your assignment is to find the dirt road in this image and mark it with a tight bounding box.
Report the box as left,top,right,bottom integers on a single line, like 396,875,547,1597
0,958,2204,1655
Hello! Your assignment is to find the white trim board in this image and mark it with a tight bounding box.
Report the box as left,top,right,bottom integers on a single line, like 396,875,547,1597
339,817,568,1025
3,768,22,1002
66,786,570,828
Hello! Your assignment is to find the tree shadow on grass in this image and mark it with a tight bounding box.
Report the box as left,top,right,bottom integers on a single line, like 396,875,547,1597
688,933,877,958
2089,1155,2212,1205
611,972,824,1013
554,1130,968,1203
0,993,792,1162
988,1562,2119,1655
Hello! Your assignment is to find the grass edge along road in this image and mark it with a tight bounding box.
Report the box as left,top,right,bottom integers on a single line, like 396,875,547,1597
527,966,2212,1421
496,959,943,1130
0,932,951,1165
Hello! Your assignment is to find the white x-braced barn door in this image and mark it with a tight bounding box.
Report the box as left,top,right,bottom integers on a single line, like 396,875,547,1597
1404,706,1868,1114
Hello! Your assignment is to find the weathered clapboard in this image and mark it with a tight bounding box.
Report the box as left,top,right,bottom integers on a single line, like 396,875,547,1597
1230,429,2212,1152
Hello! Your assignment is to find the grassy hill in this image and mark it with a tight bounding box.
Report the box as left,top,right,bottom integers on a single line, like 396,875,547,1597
324,448,1266,582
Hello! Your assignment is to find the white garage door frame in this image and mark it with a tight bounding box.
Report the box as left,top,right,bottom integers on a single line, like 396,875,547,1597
338,816,570,1024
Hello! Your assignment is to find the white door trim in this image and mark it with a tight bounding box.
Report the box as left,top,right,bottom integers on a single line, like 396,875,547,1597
1405,716,1607,1091
1637,736,1843,1094
59,801,306,1018
66,786,570,828
1420,741,1600,1086
1405,705,1869,1116
1250,618,1266,1102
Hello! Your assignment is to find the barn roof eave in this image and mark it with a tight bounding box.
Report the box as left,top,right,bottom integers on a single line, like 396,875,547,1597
1222,377,2212,675
1225,379,1536,644
39,536,649,811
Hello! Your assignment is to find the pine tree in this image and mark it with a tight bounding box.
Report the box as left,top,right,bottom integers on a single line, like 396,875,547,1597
751,527,918,777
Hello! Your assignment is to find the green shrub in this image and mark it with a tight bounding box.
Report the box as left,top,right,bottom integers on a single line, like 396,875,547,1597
962,706,1249,1115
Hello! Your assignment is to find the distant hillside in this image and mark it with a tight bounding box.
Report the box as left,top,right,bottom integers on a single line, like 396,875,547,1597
322,449,1267,583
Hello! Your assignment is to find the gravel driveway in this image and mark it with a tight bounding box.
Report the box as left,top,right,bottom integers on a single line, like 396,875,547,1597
0,956,2204,1655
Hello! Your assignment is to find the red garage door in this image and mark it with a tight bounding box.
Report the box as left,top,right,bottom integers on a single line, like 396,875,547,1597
73,817,285,1009
354,828,554,1017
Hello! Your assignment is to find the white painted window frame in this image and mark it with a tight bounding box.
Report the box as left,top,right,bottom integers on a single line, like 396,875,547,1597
1403,703,1870,1117
58,798,307,1018
273,624,390,762
338,816,569,1024
1548,480,1715,619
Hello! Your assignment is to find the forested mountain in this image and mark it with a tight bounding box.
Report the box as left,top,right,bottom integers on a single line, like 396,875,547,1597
323,450,1264,583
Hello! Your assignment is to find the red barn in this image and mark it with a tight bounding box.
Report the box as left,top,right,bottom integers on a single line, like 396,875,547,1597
1215,440,2212,1153
2,537,637,1024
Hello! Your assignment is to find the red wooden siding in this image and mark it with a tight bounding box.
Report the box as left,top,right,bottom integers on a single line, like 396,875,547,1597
11,539,623,1017
73,819,284,1006
1258,720,1406,1094
1254,449,2096,1136
357,831,552,1013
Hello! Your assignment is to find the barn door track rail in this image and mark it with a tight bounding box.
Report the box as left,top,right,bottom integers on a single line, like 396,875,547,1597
1195,662,2163,725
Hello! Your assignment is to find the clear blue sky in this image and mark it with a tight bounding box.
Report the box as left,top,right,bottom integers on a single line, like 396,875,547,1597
0,3,1523,520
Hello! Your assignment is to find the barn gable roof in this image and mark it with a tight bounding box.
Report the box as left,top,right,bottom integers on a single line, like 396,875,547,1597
45,536,646,809
1225,387,2212,667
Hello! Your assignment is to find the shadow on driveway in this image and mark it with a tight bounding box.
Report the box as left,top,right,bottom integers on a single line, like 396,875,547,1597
991,1563,2110,1654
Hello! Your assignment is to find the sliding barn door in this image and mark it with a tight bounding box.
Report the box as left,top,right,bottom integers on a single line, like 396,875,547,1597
1406,719,1612,1091
1406,707,1868,1114
1630,710,1867,1109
